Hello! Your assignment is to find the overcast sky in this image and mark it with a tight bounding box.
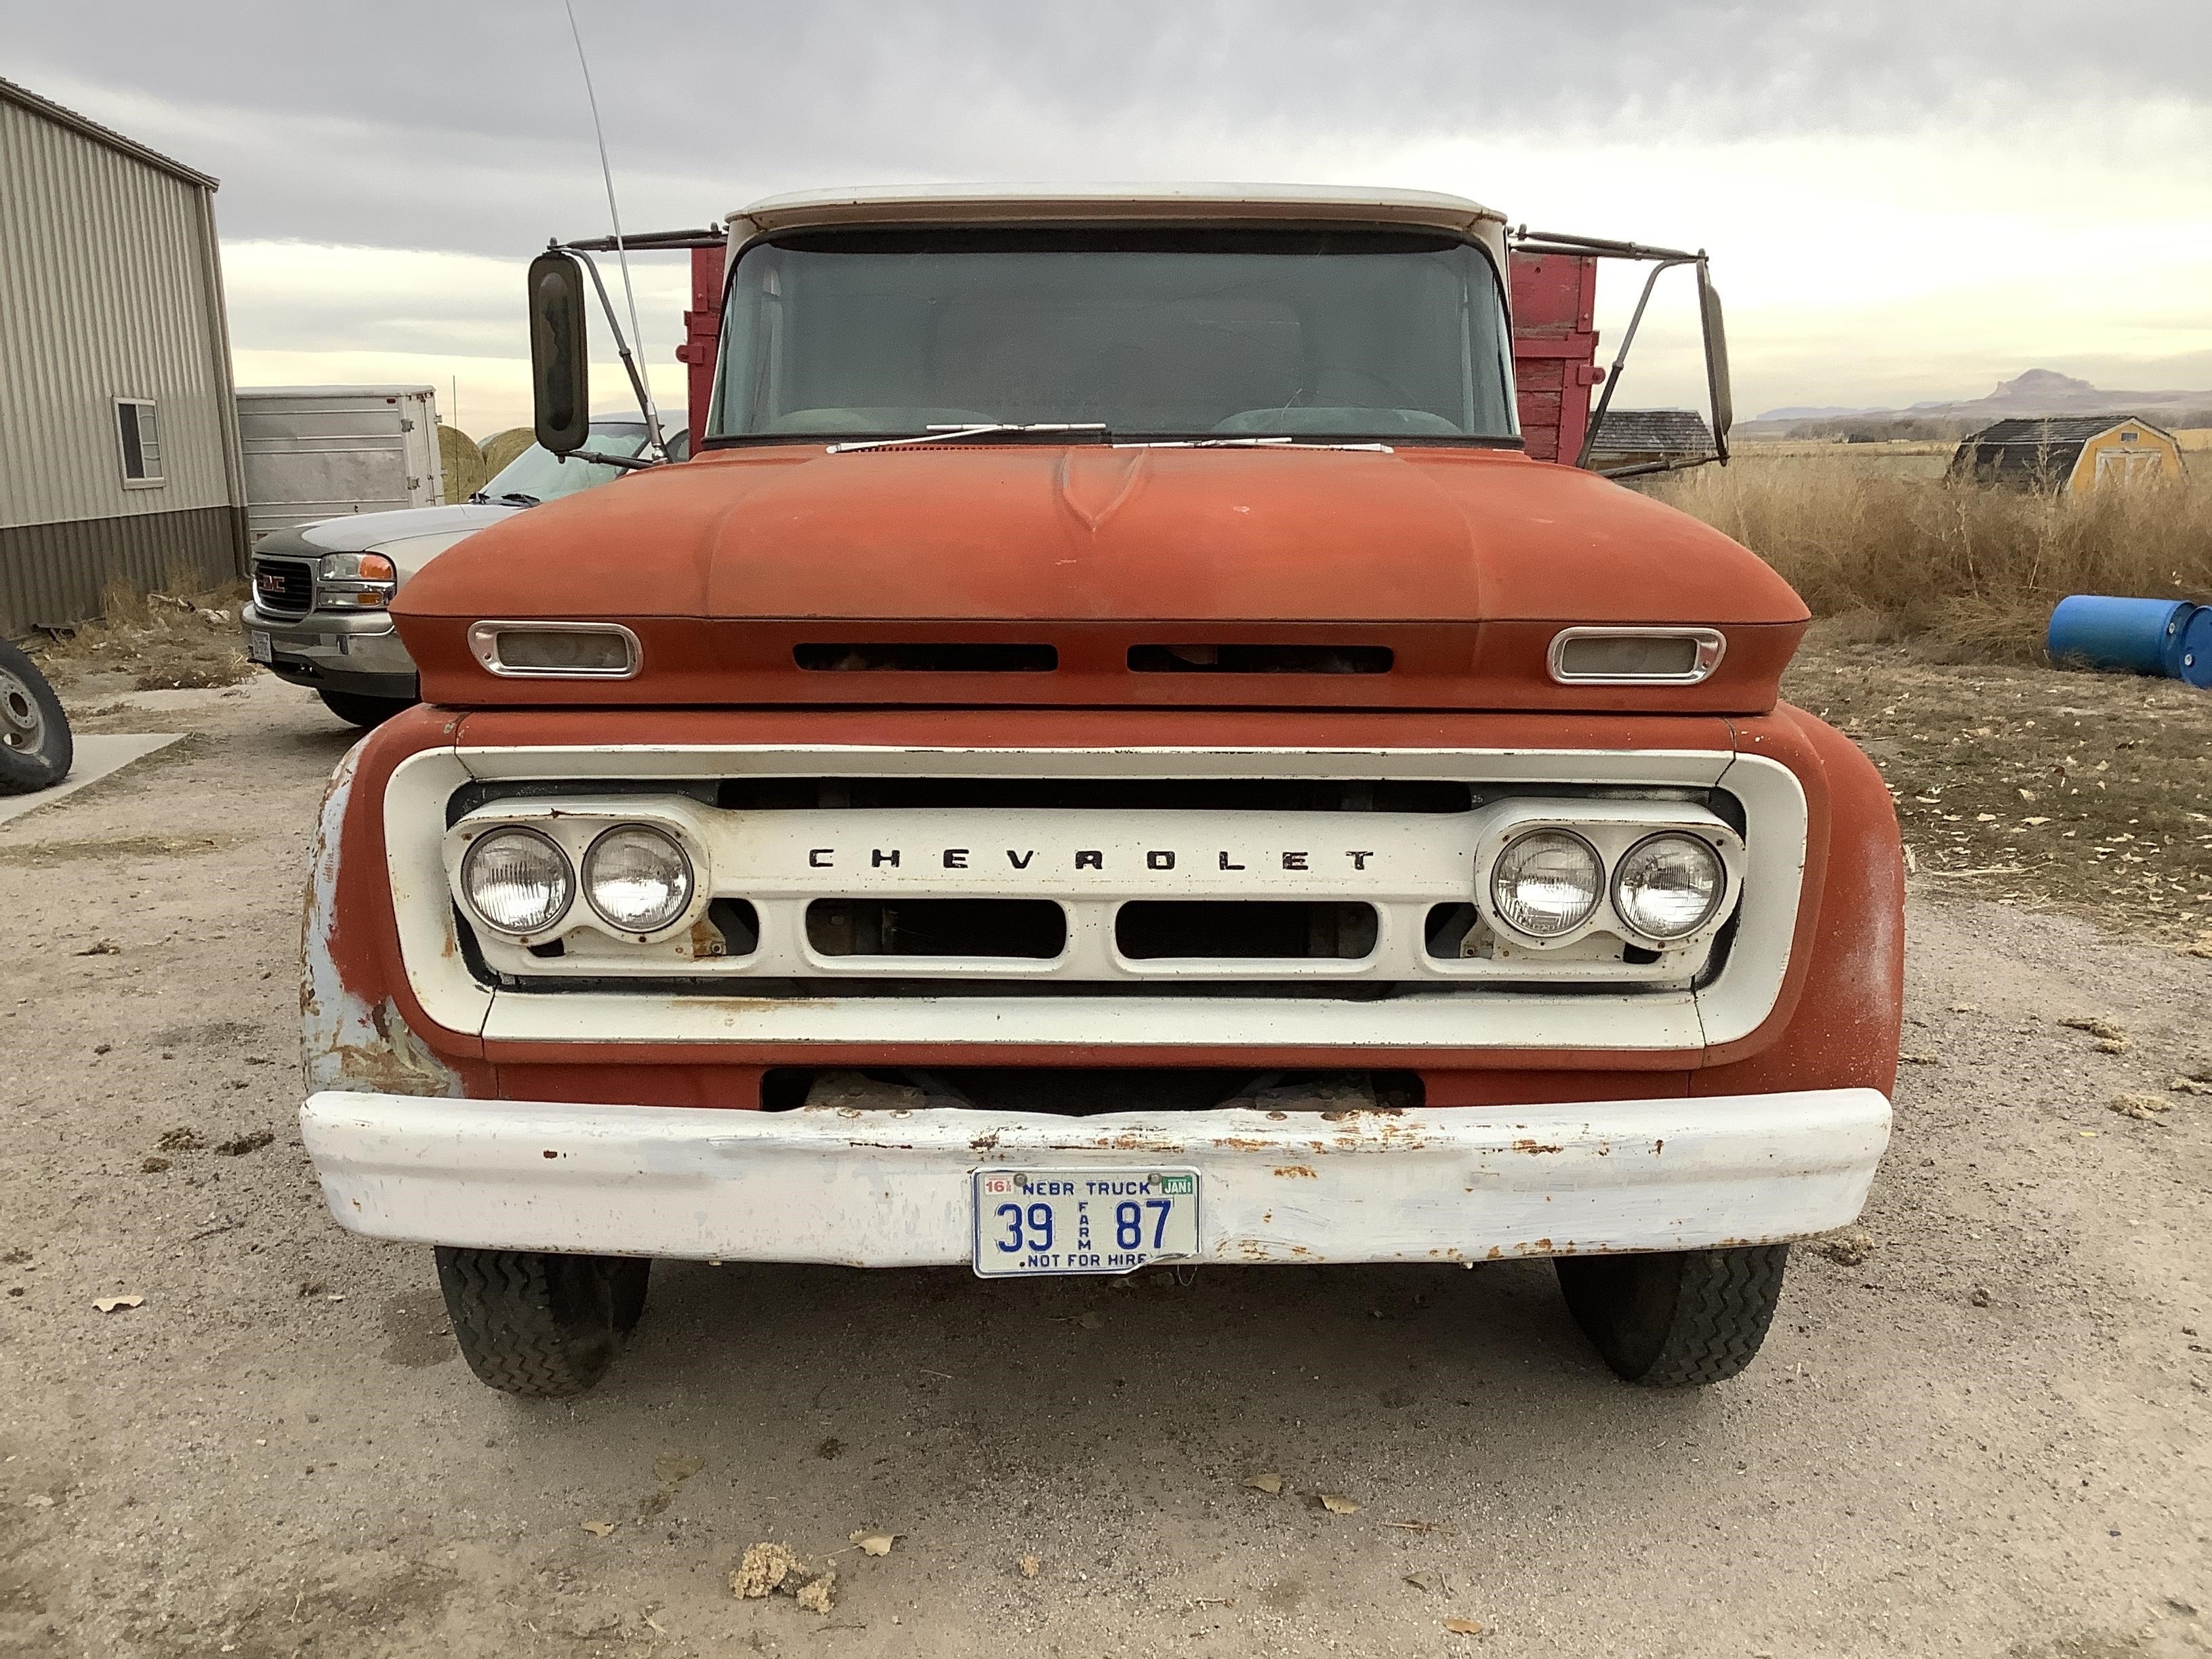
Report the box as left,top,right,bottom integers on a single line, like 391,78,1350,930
8,0,2209,436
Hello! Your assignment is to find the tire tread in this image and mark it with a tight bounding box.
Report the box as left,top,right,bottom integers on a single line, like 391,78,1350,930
435,1247,613,1398
1633,1245,1788,1387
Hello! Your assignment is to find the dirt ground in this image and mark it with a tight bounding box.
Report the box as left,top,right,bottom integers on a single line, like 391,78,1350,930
3,667,2209,1659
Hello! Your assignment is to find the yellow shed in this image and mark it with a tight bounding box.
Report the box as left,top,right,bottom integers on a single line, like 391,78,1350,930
1948,415,2187,494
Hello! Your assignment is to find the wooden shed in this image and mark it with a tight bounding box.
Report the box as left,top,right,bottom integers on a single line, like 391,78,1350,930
1948,415,2186,495
1586,409,1716,472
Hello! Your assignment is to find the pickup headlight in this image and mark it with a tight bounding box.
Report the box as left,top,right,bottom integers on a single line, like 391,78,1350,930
583,825,694,933
318,552,398,610
1612,833,1725,940
459,827,573,934
1489,830,1603,938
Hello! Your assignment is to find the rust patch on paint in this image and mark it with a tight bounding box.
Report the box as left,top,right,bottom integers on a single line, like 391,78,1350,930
1512,1139,1565,1155
1216,1136,1271,1152
970,1131,1001,1152
1271,1165,1317,1180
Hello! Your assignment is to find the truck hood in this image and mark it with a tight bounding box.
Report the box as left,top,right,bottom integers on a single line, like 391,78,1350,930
403,444,1801,625
296,501,518,556
251,501,523,590
394,444,1809,712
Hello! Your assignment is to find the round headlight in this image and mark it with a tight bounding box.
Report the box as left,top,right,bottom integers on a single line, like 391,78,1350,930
1489,830,1603,938
460,827,573,935
1612,833,1725,940
583,825,695,933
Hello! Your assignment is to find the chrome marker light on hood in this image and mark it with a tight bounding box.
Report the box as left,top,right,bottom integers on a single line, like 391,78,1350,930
468,620,640,678
1549,627,1725,685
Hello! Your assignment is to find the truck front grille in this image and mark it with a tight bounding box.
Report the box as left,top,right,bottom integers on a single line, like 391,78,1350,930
251,556,315,617
386,741,1806,1054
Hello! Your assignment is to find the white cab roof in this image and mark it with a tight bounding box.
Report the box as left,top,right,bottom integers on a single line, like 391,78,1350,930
727,183,1504,243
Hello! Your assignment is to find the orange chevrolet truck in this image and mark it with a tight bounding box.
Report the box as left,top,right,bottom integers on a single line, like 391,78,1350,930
298,186,1901,1397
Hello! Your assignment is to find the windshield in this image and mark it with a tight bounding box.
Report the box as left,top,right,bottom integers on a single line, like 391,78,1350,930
710,228,1517,443
476,421,657,504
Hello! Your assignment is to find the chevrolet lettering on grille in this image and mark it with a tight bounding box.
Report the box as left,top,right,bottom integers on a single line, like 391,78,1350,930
802,846,1378,872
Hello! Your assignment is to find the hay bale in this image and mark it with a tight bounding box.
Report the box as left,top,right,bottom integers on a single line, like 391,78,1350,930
438,426,489,504
478,426,536,479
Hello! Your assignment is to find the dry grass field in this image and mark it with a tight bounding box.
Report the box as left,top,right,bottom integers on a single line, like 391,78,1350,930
1660,451,2212,662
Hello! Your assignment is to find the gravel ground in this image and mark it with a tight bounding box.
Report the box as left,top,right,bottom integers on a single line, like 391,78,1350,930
2,674,2208,1659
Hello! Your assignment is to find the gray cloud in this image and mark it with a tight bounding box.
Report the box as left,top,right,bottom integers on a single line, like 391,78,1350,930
5,0,2203,256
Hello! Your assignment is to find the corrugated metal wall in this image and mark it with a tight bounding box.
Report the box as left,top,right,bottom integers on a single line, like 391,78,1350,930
0,89,244,629
0,508,239,632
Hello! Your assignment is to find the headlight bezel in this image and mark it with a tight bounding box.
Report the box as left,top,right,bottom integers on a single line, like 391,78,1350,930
1473,803,1742,953
457,825,575,937
445,798,710,949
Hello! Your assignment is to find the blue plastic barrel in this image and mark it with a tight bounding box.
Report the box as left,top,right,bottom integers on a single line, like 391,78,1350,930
2179,604,2212,688
2047,596,2207,683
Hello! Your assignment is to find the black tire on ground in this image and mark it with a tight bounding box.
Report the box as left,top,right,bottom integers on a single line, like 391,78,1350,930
1555,1244,1788,1387
317,689,415,729
434,1248,651,1398
0,638,72,796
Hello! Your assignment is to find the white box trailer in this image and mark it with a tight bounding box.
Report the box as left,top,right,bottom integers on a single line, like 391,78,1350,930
236,386,445,545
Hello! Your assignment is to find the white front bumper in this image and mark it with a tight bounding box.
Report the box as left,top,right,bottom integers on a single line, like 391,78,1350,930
301,1088,1891,1267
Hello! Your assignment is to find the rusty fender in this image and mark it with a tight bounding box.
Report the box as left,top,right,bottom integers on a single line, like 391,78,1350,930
298,1088,1891,1266
301,739,466,1100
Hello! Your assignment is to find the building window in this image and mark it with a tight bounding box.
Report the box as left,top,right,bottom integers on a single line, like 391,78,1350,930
115,398,164,487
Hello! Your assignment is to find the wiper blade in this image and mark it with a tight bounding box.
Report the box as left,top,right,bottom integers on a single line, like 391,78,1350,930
491,491,541,506
827,422,1109,455
1112,437,1395,453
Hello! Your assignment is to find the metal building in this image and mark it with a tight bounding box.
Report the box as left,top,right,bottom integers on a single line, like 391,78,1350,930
0,76,247,636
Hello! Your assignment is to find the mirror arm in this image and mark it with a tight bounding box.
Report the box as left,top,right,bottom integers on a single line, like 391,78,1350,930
566,448,655,472
1573,255,1694,470
565,246,669,461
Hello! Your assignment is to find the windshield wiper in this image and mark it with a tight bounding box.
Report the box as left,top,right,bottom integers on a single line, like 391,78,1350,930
827,422,1109,455
474,491,540,506
1111,437,1395,453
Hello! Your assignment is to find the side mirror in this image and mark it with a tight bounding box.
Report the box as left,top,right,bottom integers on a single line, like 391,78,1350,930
528,251,590,456
1697,263,1733,464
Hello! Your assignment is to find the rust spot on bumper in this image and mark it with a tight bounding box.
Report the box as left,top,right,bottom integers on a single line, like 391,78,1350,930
1271,1165,1317,1179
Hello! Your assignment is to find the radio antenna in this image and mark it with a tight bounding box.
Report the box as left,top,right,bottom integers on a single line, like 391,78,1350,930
561,0,667,458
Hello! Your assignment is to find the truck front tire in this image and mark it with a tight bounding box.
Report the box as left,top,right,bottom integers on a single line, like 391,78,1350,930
1555,1244,1788,1387
318,689,414,729
434,1247,650,1397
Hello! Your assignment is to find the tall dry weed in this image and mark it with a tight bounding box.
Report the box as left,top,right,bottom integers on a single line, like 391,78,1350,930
41,575,253,691
1654,459,2212,661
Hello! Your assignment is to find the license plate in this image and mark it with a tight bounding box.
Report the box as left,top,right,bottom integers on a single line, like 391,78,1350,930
972,1168,1199,1277
246,630,272,665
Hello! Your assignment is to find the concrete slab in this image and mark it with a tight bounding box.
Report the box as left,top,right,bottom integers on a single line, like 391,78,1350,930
0,733,185,827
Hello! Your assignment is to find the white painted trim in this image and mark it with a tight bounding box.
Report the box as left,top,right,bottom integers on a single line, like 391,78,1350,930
380,744,1805,1053
301,1086,1892,1265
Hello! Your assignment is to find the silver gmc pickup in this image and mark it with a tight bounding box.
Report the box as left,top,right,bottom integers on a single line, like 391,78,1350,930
243,419,676,726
